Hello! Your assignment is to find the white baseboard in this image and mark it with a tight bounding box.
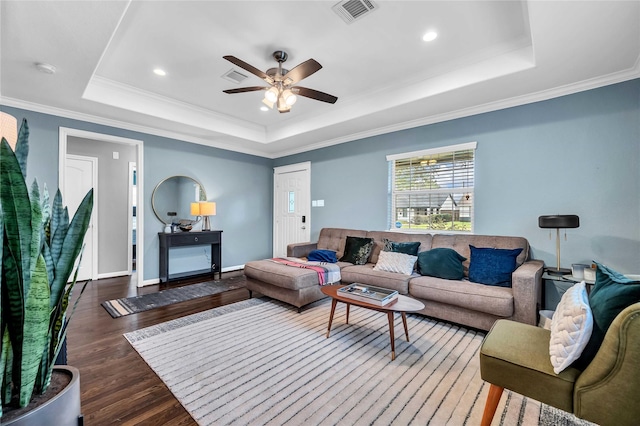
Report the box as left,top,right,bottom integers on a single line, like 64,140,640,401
222,264,244,272
97,270,130,280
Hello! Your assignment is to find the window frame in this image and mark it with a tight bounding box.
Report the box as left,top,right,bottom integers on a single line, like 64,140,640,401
386,142,477,234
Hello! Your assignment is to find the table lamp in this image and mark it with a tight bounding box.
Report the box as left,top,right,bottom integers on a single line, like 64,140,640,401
191,202,216,231
538,214,579,275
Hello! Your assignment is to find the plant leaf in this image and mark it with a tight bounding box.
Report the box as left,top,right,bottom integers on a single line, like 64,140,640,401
0,139,32,295
18,255,50,407
29,180,42,289
15,118,29,178
49,190,68,268
50,189,92,309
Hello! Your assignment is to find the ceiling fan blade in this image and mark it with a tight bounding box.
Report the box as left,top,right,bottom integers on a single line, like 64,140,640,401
223,56,274,84
293,86,338,104
282,59,322,85
223,86,267,94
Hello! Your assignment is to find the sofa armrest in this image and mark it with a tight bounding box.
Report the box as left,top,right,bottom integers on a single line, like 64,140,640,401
287,242,317,258
510,259,544,326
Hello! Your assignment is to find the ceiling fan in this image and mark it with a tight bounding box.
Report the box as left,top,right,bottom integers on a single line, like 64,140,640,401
223,50,338,113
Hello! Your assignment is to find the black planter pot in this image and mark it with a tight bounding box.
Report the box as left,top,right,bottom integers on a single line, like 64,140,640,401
2,366,82,426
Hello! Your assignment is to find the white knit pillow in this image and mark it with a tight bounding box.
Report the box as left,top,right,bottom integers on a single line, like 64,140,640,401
549,281,593,374
373,251,417,275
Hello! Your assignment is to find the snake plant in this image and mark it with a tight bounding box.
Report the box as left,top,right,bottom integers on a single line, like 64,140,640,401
0,119,93,415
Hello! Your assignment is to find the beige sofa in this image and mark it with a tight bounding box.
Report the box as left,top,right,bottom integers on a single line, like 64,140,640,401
244,227,543,331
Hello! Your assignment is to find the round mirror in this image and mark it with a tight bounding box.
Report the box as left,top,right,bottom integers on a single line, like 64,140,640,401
152,175,207,226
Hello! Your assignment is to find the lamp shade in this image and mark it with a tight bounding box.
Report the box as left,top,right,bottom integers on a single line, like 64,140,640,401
538,215,579,229
200,202,216,216
190,202,200,216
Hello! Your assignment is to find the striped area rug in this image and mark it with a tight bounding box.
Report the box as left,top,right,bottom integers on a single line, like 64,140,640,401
125,298,590,426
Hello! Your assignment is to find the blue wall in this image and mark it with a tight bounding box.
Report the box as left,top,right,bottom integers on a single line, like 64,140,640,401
275,79,640,273
1,106,274,282
3,78,638,278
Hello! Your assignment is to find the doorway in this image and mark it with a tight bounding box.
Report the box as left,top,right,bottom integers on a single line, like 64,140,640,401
273,162,311,257
64,154,98,281
59,128,145,288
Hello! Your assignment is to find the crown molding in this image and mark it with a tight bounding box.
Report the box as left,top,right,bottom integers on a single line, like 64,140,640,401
271,66,640,158
0,96,272,158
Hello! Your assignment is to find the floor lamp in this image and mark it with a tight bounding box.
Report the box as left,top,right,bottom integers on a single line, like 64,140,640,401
538,214,580,275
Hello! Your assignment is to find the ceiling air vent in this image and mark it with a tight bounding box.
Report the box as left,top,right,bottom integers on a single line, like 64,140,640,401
222,69,248,84
332,0,378,24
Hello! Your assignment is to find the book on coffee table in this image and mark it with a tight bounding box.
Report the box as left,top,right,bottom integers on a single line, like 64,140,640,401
338,283,399,306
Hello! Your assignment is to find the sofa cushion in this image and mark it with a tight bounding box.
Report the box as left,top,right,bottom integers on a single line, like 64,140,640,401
409,276,514,317
317,228,368,259
244,260,321,291
339,236,374,265
373,251,417,275
417,248,466,280
431,234,529,277
341,264,412,294
468,245,523,287
366,231,432,264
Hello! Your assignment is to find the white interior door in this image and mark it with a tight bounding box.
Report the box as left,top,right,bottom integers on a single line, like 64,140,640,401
64,155,98,281
273,162,311,257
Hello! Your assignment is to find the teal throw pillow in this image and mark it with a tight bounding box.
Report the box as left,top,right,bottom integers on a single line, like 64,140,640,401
339,236,374,265
417,248,467,280
382,238,421,256
468,245,523,287
572,262,640,369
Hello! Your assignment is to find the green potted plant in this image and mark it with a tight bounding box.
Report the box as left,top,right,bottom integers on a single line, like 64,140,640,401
1,118,93,424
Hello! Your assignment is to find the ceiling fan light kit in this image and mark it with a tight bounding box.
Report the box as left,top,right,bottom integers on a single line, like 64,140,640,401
223,50,338,113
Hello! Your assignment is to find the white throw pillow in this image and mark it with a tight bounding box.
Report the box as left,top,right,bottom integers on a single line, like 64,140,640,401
549,281,593,374
373,251,417,275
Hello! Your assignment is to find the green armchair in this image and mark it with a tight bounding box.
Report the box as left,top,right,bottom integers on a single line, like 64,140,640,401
479,302,640,426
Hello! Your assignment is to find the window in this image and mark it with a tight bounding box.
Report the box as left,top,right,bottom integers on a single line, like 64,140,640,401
387,142,476,232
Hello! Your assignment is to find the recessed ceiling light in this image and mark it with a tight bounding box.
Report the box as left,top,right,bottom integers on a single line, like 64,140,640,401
153,68,167,76
422,31,438,42
260,106,269,112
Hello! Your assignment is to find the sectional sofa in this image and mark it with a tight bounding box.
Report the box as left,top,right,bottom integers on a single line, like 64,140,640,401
244,227,544,331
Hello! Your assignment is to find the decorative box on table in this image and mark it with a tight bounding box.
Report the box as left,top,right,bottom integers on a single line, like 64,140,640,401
338,283,399,306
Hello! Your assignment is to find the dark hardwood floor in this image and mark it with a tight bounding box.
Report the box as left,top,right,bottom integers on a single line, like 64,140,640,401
67,272,250,425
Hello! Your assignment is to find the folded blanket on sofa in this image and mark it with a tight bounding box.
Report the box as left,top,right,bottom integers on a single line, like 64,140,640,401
270,257,341,285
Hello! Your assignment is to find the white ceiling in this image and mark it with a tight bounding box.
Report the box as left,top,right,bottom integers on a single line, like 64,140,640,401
1,1,638,158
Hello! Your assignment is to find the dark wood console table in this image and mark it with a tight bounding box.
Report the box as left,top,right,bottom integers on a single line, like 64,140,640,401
158,230,222,283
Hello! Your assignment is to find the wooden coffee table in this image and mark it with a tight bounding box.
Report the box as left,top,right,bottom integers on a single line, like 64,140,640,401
320,284,425,360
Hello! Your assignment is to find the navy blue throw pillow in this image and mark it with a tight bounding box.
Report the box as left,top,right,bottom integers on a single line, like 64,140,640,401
468,245,523,287
307,249,338,263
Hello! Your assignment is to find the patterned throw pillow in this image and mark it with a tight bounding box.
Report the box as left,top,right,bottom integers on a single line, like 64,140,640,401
339,236,374,265
549,281,593,374
373,251,418,275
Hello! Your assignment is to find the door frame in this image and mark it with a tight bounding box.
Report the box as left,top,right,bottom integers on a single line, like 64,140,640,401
59,128,145,288
127,161,136,275
64,154,99,281
273,161,311,256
